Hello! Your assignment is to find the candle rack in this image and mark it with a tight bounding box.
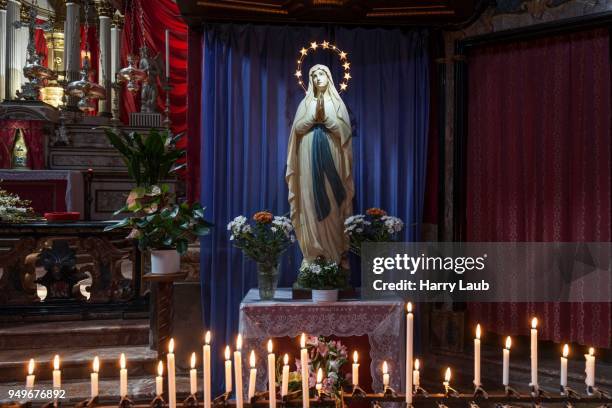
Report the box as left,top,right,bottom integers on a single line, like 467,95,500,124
182,394,198,408
472,386,488,400
10,388,612,408
75,396,99,408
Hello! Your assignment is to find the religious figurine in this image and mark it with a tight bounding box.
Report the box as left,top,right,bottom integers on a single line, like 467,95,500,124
138,45,162,113
286,64,354,267
11,129,29,169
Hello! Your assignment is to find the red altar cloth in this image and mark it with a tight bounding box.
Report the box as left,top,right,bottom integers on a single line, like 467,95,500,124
0,120,45,169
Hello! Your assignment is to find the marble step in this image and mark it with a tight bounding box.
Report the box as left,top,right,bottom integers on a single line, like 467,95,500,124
0,319,150,350
0,345,158,383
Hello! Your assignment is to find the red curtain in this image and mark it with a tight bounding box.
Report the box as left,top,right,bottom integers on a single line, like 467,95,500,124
0,120,46,169
120,0,188,140
465,28,611,347
34,20,48,67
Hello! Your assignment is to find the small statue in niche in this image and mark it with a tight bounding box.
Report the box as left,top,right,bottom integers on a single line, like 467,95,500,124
11,128,29,169
138,45,163,113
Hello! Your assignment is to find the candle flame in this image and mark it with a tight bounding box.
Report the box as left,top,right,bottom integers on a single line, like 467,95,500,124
283,354,289,365
300,333,306,348
169,338,175,353
563,344,569,358
191,352,196,368
250,350,256,368
53,355,60,370
353,351,358,364
268,339,273,354
205,331,211,345
505,336,512,350
93,356,99,373
382,361,388,375
588,347,595,356
225,346,231,360
120,353,126,369
407,302,413,313
28,359,35,375
236,334,243,350
316,368,323,383
158,360,164,376
531,317,538,329
414,359,420,371
444,367,451,382
476,324,481,339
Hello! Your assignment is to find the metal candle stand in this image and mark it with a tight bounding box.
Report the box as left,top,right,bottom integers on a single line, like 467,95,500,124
150,395,166,408
75,396,99,408
414,385,430,398
118,396,135,408
182,394,198,408
163,78,172,129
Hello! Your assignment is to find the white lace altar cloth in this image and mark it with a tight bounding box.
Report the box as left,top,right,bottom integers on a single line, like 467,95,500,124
239,288,404,393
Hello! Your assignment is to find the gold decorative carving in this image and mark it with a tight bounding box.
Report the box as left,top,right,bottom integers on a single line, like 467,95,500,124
95,0,113,17
112,11,124,29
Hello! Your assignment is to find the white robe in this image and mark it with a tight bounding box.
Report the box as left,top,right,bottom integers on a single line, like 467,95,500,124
286,65,354,264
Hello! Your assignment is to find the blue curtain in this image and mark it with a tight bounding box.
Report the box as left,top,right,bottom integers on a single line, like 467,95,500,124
199,24,429,392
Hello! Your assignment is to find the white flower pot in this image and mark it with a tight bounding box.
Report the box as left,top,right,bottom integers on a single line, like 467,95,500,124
312,289,338,303
151,249,180,274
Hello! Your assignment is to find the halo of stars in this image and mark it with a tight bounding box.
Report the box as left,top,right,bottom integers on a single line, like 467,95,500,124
295,40,351,94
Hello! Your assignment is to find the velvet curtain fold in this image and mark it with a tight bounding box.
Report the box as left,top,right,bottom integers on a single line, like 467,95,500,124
198,24,430,392
465,28,611,347
0,120,45,169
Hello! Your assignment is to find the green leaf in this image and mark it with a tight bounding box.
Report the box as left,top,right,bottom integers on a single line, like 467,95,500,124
104,218,131,231
176,239,188,255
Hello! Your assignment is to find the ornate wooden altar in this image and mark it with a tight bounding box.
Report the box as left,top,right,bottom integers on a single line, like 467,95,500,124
0,221,146,321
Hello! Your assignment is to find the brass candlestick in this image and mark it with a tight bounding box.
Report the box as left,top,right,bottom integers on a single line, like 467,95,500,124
75,396,98,408
350,384,367,399
473,385,489,399
182,394,198,407
118,396,135,408
212,392,231,408
150,395,166,408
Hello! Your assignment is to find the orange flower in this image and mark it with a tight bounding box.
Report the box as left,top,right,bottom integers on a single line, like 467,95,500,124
253,211,273,224
366,208,387,217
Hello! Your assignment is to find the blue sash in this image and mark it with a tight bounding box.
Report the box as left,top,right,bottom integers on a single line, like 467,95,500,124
311,124,346,221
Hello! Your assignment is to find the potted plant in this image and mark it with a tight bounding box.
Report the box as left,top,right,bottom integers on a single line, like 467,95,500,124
0,185,35,222
296,257,345,302
227,211,295,300
105,186,212,274
344,208,404,256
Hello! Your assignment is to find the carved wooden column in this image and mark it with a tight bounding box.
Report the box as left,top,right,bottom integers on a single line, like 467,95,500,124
143,271,187,357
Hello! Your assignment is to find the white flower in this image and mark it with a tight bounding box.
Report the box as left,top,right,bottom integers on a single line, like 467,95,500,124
311,265,322,274
271,226,277,232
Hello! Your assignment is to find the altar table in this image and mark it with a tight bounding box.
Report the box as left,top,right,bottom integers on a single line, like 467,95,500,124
238,288,404,393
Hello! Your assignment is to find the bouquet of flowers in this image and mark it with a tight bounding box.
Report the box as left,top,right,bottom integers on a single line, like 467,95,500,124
296,257,346,290
283,335,349,397
0,185,35,222
344,208,404,255
227,211,295,267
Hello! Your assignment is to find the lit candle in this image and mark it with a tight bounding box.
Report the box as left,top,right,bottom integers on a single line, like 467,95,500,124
203,331,212,408
281,354,290,397
300,334,310,408
165,29,170,77
234,334,244,408
382,361,390,388
352,351,359,386
25,359,35,390
91,356,99,398
225,346,233,393
248,350,257,400
119,353,128,398
267,340,276,408
156,361,164,397
560,344,569,388
474,324,482,387
413,359,420,389
52,355,61,389
405,303,413,404
584,347,595,387
190,352,198,396
315,368,323,395
530,318,538,387
503,337,511,386
167,339,176,408
443,367,451,390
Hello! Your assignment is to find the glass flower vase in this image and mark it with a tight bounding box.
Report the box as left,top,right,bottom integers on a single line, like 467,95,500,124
257,262,279,300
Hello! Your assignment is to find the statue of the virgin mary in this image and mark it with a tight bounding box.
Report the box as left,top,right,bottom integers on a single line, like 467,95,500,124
286,64,354,266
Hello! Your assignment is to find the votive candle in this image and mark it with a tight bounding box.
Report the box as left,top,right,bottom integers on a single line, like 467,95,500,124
281,354,290,397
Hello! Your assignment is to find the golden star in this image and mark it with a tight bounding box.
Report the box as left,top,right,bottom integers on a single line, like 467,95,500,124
322,41,329,49
300,48,308,56
340,83,348,91
343,62,351,70
344,72,351,80
310,41,318,50
339,51,347,60
295,70,302,78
